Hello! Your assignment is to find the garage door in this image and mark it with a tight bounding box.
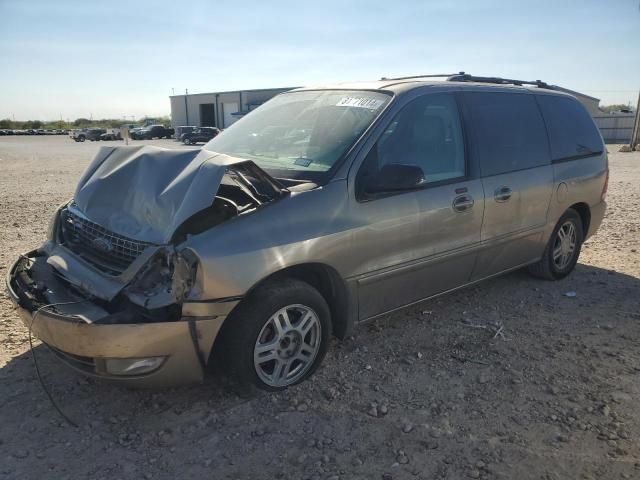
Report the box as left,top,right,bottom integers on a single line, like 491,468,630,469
222,102,239,128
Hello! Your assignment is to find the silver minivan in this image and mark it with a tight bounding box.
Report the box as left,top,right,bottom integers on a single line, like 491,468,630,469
7,74,608,390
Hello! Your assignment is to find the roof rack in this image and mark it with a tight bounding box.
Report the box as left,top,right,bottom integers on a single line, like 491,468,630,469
380,72,465,81
379,72,556,91
446,73,550,89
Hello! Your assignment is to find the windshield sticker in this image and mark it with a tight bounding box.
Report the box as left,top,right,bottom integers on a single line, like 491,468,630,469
336,97,385,110
294,157,313,167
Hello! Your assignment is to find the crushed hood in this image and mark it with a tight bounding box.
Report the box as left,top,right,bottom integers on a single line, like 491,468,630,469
74,145,283,244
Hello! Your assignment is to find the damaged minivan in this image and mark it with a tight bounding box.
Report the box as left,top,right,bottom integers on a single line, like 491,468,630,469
7,75,608,390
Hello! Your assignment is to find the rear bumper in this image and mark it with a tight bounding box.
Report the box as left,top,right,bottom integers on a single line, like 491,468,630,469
6,252,233,388
586,200,607,240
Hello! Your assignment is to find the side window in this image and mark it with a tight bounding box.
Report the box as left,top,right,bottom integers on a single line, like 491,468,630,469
536,95,603,161
357,93,466,197
464,92,550,177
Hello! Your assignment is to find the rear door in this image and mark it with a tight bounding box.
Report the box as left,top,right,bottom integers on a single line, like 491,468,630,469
461,91,553,279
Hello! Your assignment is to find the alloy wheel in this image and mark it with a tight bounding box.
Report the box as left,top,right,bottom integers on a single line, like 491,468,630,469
552,221,577,270
253,304,322,387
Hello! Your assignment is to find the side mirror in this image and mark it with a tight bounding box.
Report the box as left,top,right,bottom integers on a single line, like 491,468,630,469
365,163,426,193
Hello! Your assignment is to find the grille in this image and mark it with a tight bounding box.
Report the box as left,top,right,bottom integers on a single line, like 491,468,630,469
60,207,153,275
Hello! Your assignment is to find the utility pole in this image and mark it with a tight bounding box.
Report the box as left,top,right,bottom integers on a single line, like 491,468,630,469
631,90,640,151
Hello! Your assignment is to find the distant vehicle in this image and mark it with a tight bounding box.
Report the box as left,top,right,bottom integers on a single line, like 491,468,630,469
0,129,8,135
174,125,196,140
69,128,106,142
131,124,174,140
182,127,220,145
126,126,142,138
100,128,122,141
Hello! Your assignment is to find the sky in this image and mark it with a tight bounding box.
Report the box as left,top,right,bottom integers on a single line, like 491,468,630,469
0,0,638,121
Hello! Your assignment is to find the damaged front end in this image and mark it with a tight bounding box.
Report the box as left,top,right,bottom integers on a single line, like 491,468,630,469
6,146,287,386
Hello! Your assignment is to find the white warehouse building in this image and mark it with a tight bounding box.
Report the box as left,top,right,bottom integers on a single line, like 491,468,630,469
169,87,295,129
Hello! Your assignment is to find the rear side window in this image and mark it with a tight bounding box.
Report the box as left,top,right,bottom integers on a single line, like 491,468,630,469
463,92,550,177
536,95,603,161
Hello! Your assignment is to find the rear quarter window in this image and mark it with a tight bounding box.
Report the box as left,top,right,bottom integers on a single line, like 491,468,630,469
536,95,603,161
463,92,550,177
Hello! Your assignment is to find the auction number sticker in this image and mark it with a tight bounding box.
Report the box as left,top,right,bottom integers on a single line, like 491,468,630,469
336,97,385,110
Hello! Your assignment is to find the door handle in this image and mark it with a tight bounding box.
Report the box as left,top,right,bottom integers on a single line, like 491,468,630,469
494,186,512,202
453,194,474,212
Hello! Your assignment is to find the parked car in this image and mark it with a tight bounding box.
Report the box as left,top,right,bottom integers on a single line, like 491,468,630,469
100,128,122,141
174,125,196,141
182,127,220,144
131,125,174,140
7,75,607,390
69,128,106,142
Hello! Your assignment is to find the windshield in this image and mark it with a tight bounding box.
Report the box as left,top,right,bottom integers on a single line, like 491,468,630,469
203,90,390,181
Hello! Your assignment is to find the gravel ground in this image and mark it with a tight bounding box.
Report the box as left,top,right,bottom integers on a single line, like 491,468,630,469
1,136,639,480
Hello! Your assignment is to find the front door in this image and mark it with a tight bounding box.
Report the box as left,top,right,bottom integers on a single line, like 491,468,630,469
460,91,554,279
350,92,484,320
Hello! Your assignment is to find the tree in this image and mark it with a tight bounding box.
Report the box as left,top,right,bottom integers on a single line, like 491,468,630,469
73,118,91,127
0,118,12,129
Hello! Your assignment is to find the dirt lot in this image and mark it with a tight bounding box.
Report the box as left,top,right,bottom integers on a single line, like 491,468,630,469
0,135,639,480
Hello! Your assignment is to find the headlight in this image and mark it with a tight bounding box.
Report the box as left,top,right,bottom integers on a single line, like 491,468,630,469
104,357,166,376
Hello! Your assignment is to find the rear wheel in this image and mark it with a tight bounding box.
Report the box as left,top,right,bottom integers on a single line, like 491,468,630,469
215,278,331,391
528,209,583,280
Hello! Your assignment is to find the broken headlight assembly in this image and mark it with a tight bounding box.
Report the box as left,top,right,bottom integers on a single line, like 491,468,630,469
125,248,199,309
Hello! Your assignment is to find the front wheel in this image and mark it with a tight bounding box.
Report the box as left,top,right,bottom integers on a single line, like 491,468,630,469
215,278,331,391
528,209,584,280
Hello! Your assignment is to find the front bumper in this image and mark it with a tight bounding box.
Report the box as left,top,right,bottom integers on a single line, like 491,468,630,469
6,252,235,388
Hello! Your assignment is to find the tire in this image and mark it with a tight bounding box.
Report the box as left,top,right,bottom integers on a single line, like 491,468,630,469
214,278,332,392
78,136,85,142
528,209,584,280
183,138,191,145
